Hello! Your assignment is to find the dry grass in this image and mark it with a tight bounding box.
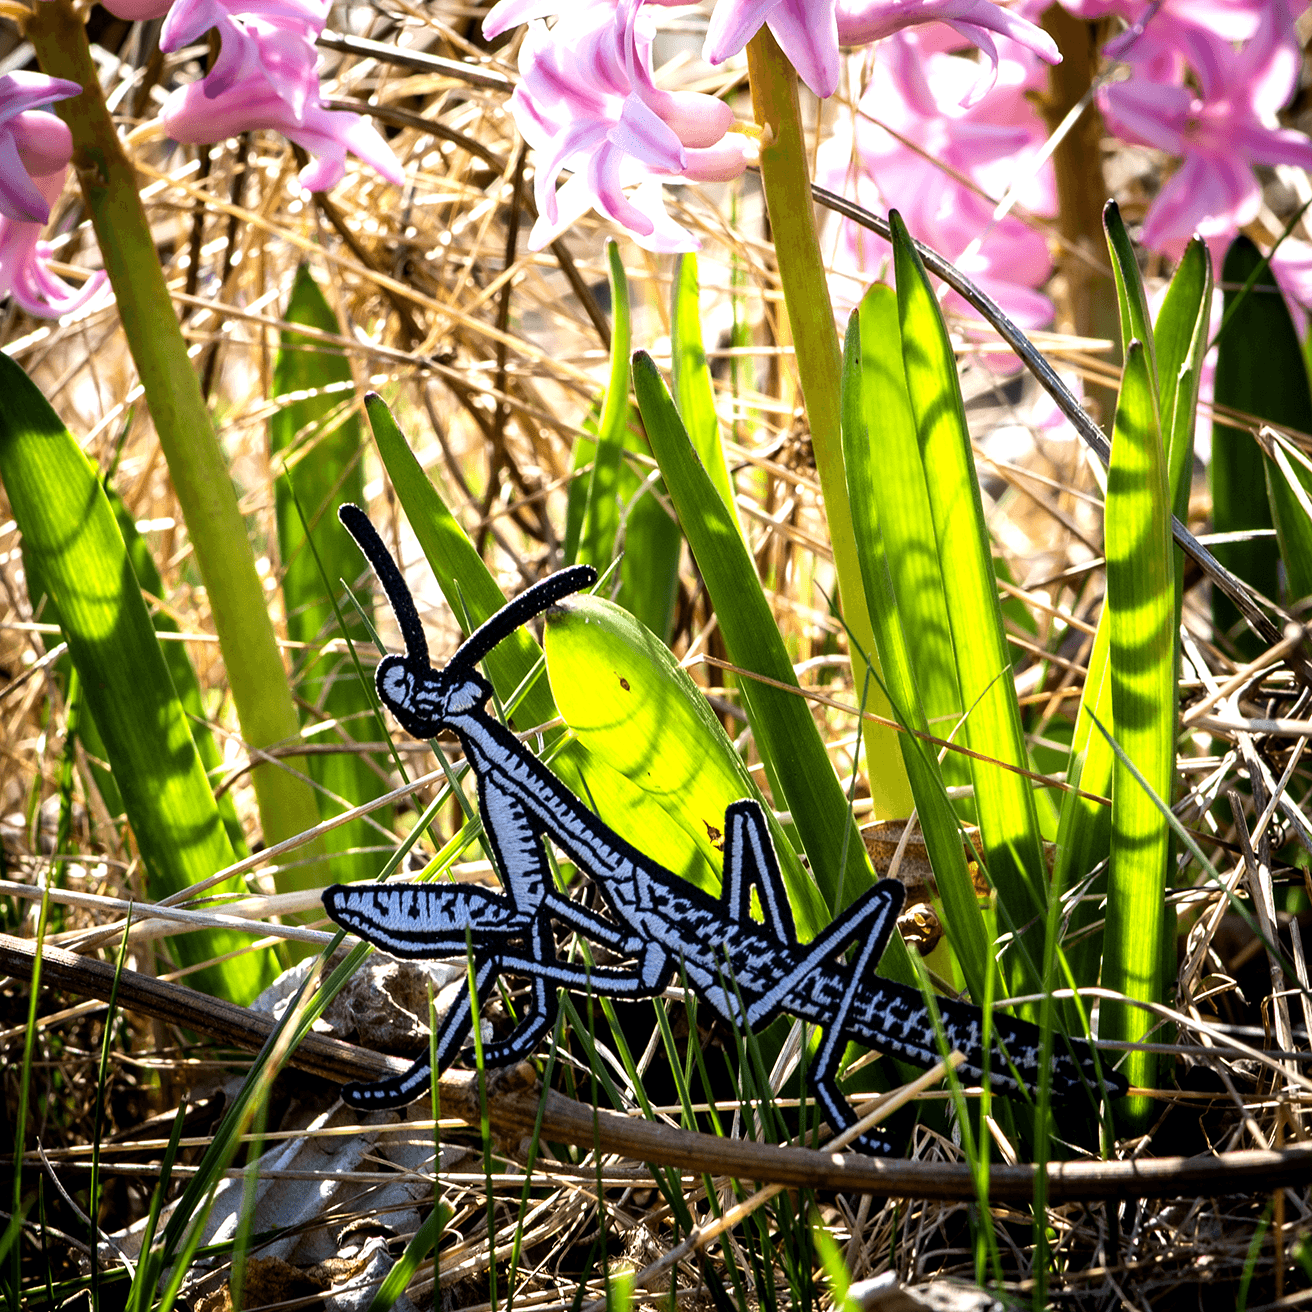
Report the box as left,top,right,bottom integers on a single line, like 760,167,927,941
2,3,1312,1308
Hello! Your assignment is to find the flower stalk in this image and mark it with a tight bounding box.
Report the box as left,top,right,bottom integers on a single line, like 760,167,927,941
28,0,326,886
745,26,911,818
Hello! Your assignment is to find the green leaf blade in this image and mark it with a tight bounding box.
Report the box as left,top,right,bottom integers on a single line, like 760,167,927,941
671,252,741,532
890,210,1047,996
841,304,997,1004
633,349,874,918
365,393,556,730
272,265,393,881
0,354,271,1001
1210,235,1312,649
1101,338,1174,1124
544,592,824,934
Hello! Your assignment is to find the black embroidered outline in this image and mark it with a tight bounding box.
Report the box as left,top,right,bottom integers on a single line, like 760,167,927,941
323,506,1126,1154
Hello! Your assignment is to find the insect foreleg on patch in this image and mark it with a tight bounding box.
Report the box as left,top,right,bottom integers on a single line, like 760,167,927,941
323,882,531,958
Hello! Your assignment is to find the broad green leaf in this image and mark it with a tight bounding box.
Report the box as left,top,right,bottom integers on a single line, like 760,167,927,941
1213,238,1312,606
1055,241,1209,1003
891,210,1046,997
111,494,246,855
1211,236,1300,652
633,349,876,918
272,265,392,882
544,592,825,935
1101,339,1173,1125
1104,200,1157,391
365,393,556,731
854,286,971,808
671,253,741,533
22,545,125,822
0,353,271,1001
842,306,997,1003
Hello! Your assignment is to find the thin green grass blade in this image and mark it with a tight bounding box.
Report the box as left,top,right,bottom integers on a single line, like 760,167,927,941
0,353,271,1001
841,306,997,1005
88,913,132,1304
562,396,602,568
367,1201,452,1312
633,349,875,915
543,592,826,934
272,265,392,881
890,211,1046,996
1154,236,1212,528
854,285,971,805
671,253,741,531
1101,339,1173,1125
580,240,633,575
570,246,680,637
365,393,556,729
1211,236,1298,652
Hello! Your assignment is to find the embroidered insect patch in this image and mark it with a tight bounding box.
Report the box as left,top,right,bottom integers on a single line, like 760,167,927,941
323,506,1126,1154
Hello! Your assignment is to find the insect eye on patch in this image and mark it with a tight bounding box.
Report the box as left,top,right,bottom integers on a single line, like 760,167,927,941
325,507,1127,1153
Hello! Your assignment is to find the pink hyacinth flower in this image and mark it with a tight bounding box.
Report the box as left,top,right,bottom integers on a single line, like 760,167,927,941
704,0,1059,100
0,73,109,317
819,31,1056,361
99,0,175,20
159,11,403,192
1098,0,1312,257
0,71,83,223
489,0,750,251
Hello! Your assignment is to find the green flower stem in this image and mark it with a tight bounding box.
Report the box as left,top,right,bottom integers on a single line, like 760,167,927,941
745,29,912,818
28,0,326,888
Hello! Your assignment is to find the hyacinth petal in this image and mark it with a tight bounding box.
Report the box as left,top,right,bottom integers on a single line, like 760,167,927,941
312,109,406,186
483,0,569,40
0,73,83,127
705,0,780,66
681,135,753,181
768,0,840,98
10,111,73,178
611,94,686,171
835,0,1058,66
99,0,175,18
21,245,108,317
160,0,229,51
585,141,654,236
0,132,49,224
1141,154,1257,253
944,21,1000,106
621,176,700,252
534,119,612,221
527,169,596,250
1236,123,1312,171
1099,78,1193,153
0,216,108,319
